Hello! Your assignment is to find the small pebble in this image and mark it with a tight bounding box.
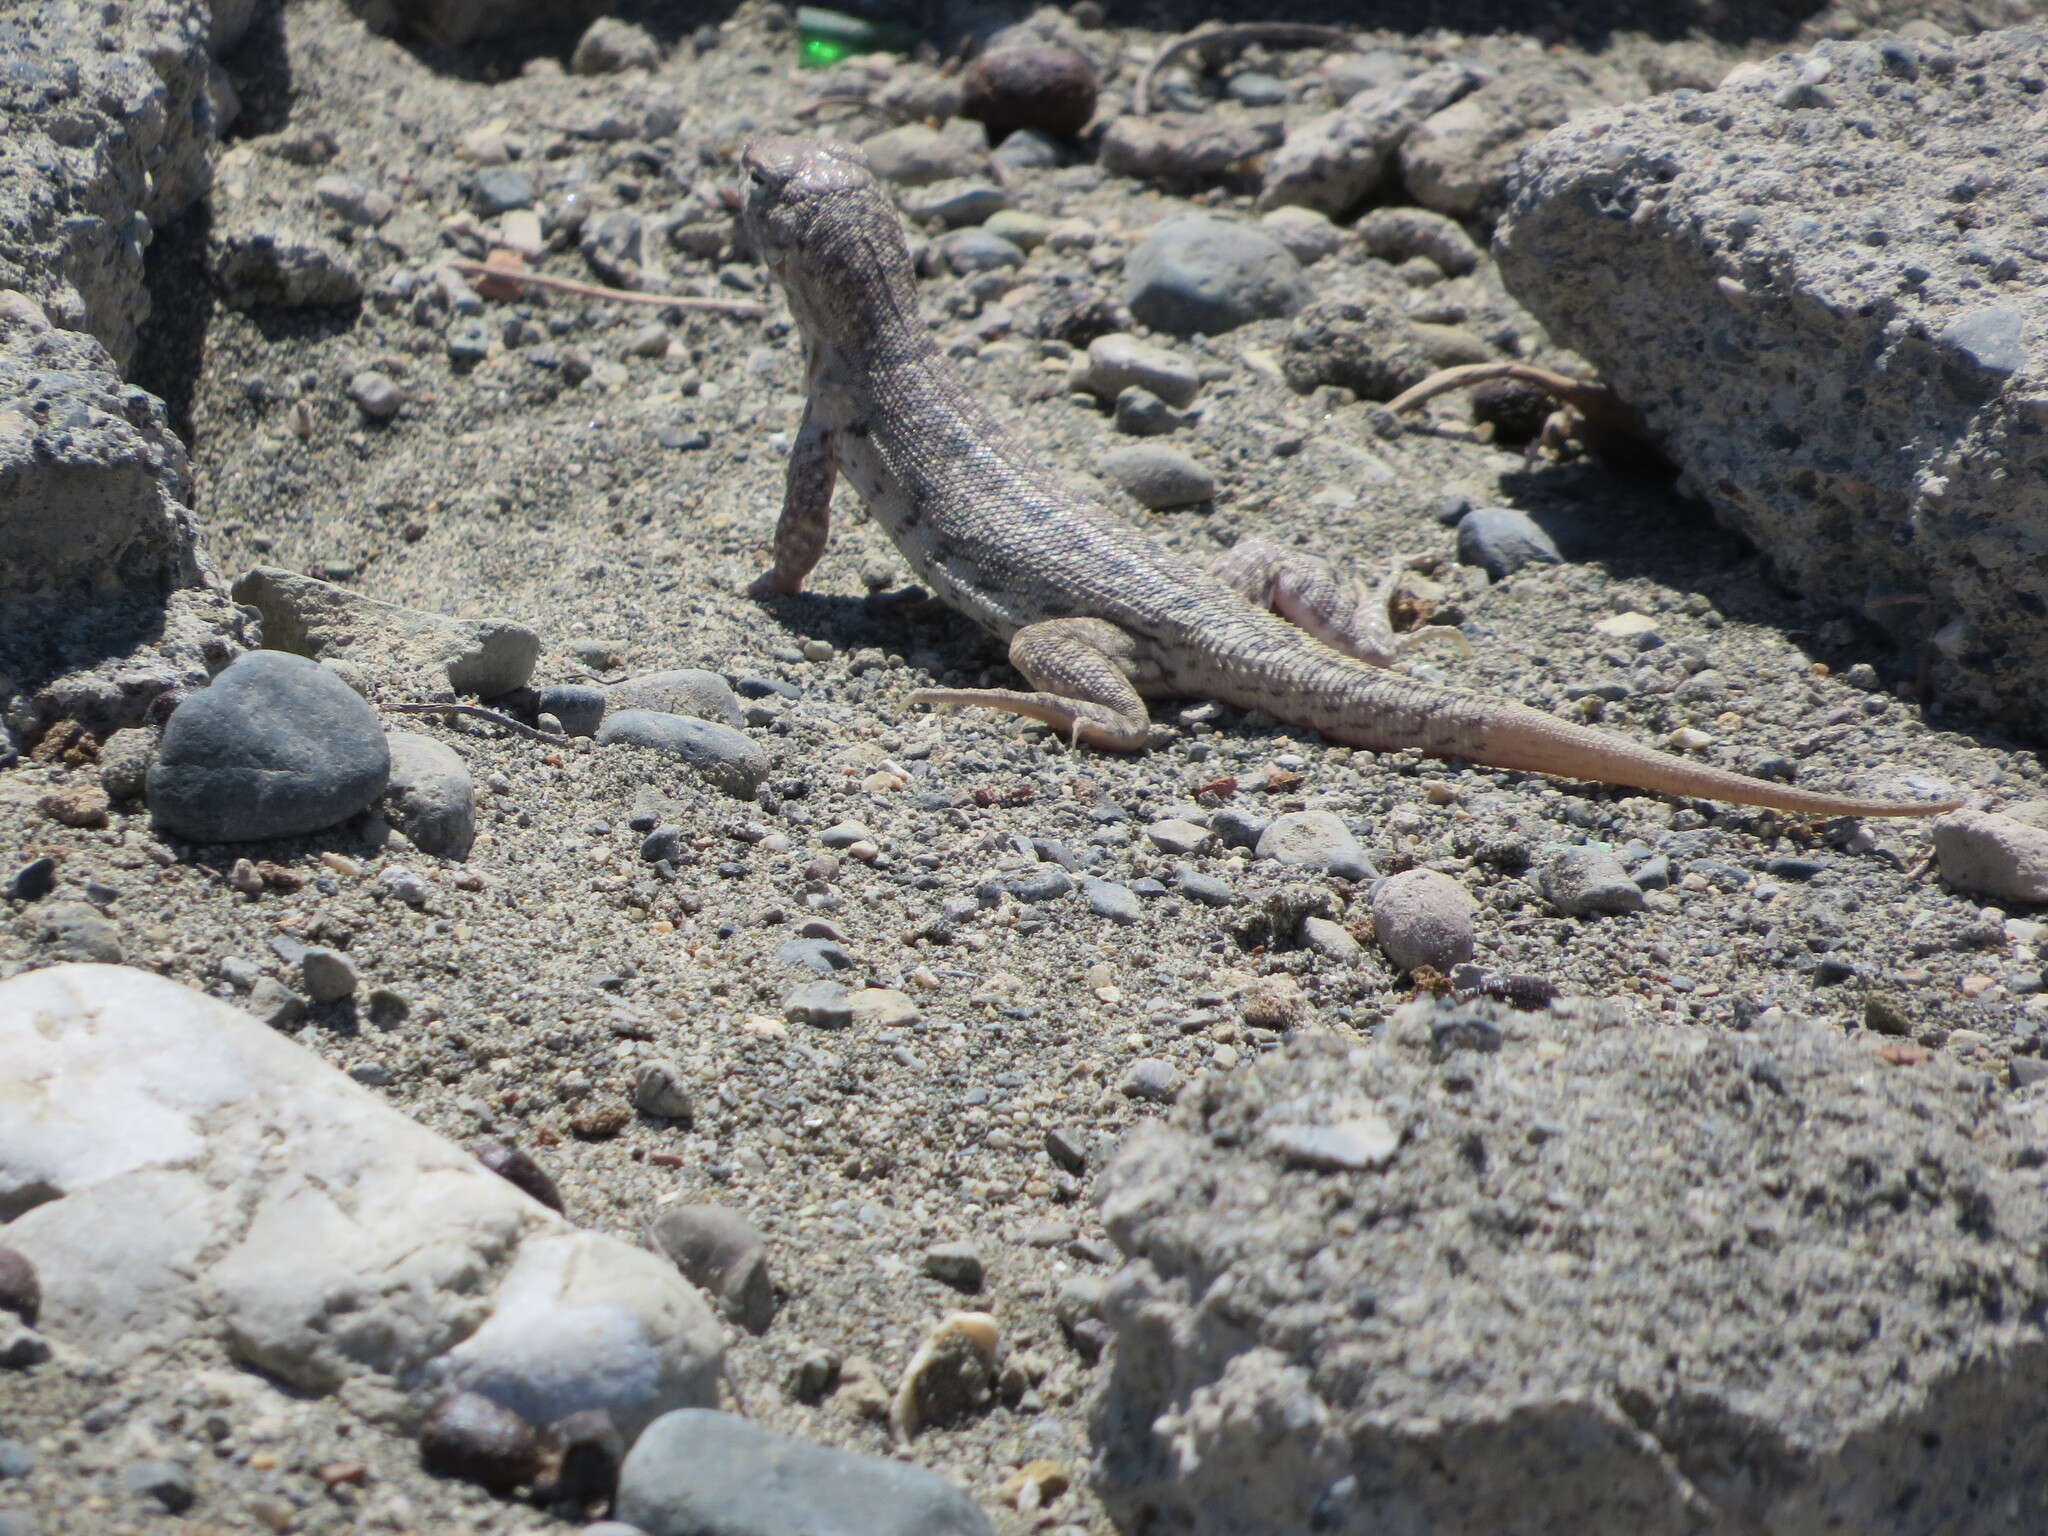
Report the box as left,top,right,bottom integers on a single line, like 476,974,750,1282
1370,869,1476,973
122,1460,196,1514
891,1312,999,1441
1102,445,1215,509
417,1392,541,1494
785,979,854,1028
650,1205,775,1334
632,1060,694,1122
474,1142,564,1212
300,946,358,1002
0,1249,39,1325
1256,811,1375,881
922,1241,986,1294
1538,845,1648,917
1457,507,1563,579
1122,1057,1183,1101
346,370,404,420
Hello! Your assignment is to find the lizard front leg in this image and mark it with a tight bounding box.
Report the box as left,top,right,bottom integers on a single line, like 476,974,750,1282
748,398,836,597
1210,538,1469,667
909,618,1153,750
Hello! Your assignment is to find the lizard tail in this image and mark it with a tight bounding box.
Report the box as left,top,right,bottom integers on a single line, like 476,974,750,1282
1249,664,1961,818
1453,698,1961,818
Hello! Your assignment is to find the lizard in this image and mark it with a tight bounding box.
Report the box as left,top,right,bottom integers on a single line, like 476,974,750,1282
736,135,1961,821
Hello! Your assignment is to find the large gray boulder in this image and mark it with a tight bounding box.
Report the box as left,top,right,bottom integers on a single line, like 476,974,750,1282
1495,28,2048,739
1092,997,2048,1535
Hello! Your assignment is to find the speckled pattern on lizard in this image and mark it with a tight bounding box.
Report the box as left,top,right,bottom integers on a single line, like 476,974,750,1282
738,135,1961,821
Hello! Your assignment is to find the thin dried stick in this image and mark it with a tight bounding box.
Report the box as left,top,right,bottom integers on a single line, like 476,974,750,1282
1136,22,1354,115
386,701,569,743
446,256,764,316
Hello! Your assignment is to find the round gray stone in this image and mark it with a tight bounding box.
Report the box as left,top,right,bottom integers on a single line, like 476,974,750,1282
604,670,744,730
147,651,390,843
1124,215,1309,336
1102,445,1215,509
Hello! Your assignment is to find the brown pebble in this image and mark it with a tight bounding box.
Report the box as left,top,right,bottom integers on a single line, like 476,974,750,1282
962,45,1099,140
38,784,110,828
0,1246,40,1325
417,1391,540,1494
540,1408,623,1506
316,1460,368,1487
569,1102,632,1141
473,1142,565,1212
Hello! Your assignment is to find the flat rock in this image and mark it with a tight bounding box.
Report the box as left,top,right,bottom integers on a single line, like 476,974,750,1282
1254,811,1374,882
232,566,539,698
0,965,722,1438
1080,334,1201,409
616,1409,995,1536
1399,65,1598,219
1094,997,2048,1534
594,710,768,799
858,121,983,187
603,669,744,730
147,649,390,843
380,731,476,859
1099,112,1283,184
1496,28,2048,736
208,225,362,309
1101,445,1214,509
1123,215,1309,337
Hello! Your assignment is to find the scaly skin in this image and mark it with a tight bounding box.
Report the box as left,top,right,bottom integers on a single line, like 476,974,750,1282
738,136,1961,819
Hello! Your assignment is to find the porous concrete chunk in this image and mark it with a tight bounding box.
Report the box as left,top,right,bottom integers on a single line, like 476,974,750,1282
1093,998,2048,1535
1495,28,2048,737
232,566,539,698
0,965,722,1435
0,315,204,602
1258,63,1488,218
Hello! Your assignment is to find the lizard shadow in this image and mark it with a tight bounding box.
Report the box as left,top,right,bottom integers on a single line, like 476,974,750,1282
749,587,999,678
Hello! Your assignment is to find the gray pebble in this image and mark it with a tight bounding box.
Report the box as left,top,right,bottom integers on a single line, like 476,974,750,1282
906,181,1010,227
1355,206,1483,275
1121,1057,1183,1102
1538,844,1648,916
148,650,390,843
616,1411,994,1535
1210,807,1271,850
860,122,983,186
1264,1115,1399,1171
122,1460,195,1514
571,15,658,73
538,684,609,737
300,945,358,1002
819,820,874,849
1081,878,1141,924
1124,214,1309,336
1456,506,1564,579
1113,386,1187,437
245,976,306,1027
922,1241,986,1293
380,731,476,858
993,869,1071,904
939,228,1024,275
471,165,535,216
596,710,768,798
1044,1127,1089,1174
446,318,491,364
0,1439,33,1480
604,669,745,730
346,370,403,420
991,127,1062,172
1256,811,1375,881
1102,445,1215,509
1370,869,1476,973
1226,71,1290,106
1176,868,1235,907
1301,914,1364,962
650,1207,775,1335
776,938,854,975
1145,817,1211,856
632,1060,694,1122
784,979,854,1028
1081,334,1201,408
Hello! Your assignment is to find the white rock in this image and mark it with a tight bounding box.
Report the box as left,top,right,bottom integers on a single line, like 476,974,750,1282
428,1231,722,1440
0,965,722,1436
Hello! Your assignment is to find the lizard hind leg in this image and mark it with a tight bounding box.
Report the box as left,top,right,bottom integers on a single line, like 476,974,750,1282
1210,538,1469,667
908,617,1154,751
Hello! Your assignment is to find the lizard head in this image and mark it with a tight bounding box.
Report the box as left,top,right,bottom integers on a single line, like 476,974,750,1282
739,136,917,341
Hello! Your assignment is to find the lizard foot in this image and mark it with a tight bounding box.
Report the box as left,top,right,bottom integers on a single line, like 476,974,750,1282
909,688,1152,750
911,617,1154,750
1211,539,1468,667
746,570,805,598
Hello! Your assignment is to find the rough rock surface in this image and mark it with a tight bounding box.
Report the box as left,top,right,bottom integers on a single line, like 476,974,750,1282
1496,28,2048,739
1093,997,2048,1535
0,964,722,1433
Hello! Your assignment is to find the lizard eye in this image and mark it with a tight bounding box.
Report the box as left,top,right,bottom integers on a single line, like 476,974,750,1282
747,166,769,188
